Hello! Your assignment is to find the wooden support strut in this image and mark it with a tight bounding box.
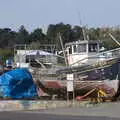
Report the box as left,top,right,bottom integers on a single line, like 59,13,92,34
79,88,107,103
82,88,97,98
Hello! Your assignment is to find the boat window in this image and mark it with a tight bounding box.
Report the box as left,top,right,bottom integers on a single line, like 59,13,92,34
89,43,98,52
78,44,86,53
68,46,72,54
73,45,77,53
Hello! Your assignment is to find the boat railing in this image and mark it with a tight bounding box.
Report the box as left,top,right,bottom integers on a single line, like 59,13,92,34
97,47,120,58
71,47,120,66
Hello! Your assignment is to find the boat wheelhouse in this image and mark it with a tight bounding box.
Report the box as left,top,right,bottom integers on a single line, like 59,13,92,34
65,40,100,66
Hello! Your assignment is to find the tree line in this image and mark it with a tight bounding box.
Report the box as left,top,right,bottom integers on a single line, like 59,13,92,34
0,22,120,61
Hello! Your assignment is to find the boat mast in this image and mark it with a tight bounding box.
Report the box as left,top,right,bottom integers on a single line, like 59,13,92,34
58,33,68,66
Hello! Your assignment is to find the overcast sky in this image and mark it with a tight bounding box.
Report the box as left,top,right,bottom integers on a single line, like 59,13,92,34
0,0,120,31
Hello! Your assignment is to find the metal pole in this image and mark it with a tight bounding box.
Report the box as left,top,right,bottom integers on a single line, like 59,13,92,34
67,91,69,106
72,75,75,106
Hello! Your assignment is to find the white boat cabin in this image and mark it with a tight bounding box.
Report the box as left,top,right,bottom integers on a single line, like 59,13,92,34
65,40,100,66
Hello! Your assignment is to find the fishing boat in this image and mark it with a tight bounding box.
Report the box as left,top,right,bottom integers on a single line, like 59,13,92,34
34,39,120,100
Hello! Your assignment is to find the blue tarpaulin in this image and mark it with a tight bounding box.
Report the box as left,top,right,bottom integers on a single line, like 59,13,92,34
0,68,37,99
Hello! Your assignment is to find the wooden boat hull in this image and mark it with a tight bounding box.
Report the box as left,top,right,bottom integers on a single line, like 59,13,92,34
35,58,120,99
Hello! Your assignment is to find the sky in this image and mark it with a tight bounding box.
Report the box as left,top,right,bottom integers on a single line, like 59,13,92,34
0,0,120,32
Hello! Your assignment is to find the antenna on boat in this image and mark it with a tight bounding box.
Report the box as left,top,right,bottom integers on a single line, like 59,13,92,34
78,12,86,40
108,33,120,46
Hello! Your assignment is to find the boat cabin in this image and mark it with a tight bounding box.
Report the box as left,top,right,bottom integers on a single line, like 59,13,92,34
65,40,100,66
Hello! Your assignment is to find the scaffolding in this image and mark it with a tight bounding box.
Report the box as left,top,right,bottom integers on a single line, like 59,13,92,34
14,44,58,67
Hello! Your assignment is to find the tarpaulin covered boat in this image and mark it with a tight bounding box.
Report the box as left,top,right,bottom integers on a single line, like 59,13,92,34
0,68,37,99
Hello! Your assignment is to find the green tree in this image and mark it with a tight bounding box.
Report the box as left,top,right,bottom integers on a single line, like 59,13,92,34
15,25,29,44
47,23,72,46
29,28,47,44
0,28,17,48
72,26,84,40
